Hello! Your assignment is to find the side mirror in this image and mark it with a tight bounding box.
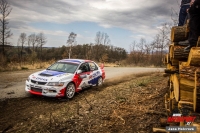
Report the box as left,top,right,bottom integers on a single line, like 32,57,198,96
77,70,82,74
100,63,104,69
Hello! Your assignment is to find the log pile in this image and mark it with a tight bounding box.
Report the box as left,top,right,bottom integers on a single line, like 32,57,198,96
164,25,200,112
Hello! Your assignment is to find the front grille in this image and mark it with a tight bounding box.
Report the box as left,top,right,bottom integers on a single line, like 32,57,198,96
31,87,42,93
31,80,47,85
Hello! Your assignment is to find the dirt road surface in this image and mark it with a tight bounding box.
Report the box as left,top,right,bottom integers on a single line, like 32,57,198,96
0,67,164,100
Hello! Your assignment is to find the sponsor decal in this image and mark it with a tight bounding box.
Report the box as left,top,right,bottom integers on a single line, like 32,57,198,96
36,77,48,81
93,71,100,78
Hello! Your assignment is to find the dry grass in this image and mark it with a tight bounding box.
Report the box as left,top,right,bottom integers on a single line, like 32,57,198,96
0,60,55,72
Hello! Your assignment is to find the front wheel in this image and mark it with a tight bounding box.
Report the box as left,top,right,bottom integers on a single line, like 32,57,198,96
97,77,103,86
65,83,75,99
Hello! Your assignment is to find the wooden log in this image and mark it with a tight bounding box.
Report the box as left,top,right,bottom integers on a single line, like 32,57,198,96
179,66,197,78
187,47,200,66
171,26,187,42
163,54,169,64
153,128,167,133
173,45,189,60
171,59,179,66
180,78,194,102
169,44,174,60
171,74,179,102
180,74,194,80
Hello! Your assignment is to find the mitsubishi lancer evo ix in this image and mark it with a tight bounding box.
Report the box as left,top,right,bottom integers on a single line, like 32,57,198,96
25,59,105,99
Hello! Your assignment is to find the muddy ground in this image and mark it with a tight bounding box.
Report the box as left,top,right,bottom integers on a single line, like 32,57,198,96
0,72,169,133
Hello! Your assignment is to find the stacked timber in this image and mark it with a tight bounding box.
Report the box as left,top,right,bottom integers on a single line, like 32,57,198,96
165,25,200,112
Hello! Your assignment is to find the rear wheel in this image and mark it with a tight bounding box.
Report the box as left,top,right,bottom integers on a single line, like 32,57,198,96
97,77,103,86
65,83,75,99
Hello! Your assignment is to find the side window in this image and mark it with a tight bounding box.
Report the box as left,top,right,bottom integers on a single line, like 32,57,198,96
89,62,98,71
78,63,90,72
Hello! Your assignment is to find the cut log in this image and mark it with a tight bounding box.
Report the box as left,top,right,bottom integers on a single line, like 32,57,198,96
169,44,174,60
171,59,179,66
171,74,179,102
153,128,167,133
173,45,189,60
171,26,187,42
187,47,200,66
179,65,198,80
180,78,194,102
163,54,169,64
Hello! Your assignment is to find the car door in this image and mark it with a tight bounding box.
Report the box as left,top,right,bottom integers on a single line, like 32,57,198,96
77,63,92,89
88,62,101,85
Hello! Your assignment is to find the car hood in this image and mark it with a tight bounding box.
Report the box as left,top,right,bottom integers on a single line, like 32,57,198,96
29,70,74,82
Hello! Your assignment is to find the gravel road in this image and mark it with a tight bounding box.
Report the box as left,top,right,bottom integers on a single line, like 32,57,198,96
0,67,164,99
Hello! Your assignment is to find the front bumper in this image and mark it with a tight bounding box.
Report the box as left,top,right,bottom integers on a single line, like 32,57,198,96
25,81,66,97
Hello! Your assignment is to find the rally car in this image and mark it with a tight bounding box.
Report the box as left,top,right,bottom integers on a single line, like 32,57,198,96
25,59,105,98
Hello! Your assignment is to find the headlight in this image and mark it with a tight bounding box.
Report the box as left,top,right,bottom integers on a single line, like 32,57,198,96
47,82,65,86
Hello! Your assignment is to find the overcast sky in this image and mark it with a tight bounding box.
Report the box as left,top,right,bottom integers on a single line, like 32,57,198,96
7,0,181,52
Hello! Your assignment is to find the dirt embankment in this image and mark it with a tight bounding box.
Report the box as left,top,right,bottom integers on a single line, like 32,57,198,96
0,72,168,133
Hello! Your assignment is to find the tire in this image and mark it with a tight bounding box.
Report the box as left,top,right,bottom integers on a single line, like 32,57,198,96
65,83,75,99
97,77,103,86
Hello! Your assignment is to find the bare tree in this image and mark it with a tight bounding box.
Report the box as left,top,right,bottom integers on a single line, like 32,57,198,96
28,33,37,51
95,31,103,45
36,32,47,60
102,33,111,45
94,31,111,61
95,31,111,45
17,33,26,65
67,32,77,59
0,0,12,57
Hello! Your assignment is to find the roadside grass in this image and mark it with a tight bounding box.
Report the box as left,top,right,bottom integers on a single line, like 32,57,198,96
0,60,55,72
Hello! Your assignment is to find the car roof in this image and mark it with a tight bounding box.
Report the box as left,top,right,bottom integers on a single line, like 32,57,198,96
58,59,92,64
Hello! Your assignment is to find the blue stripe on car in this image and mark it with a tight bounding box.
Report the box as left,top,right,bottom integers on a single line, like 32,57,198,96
40,70,65,76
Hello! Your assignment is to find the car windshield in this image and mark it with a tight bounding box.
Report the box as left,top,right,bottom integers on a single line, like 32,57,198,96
47,62,79,73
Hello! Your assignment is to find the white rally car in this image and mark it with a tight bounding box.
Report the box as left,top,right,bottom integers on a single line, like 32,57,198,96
25,59,105,98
